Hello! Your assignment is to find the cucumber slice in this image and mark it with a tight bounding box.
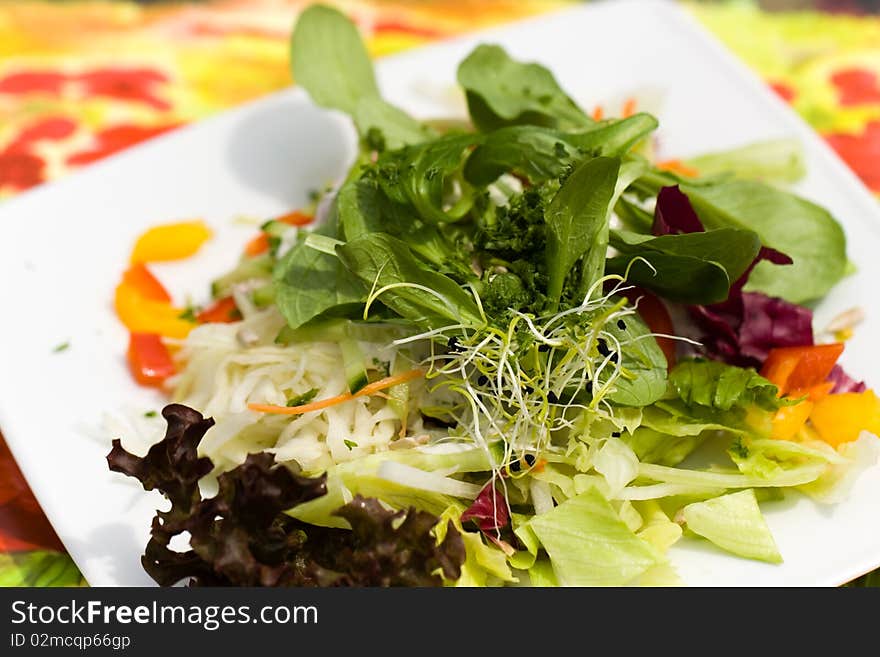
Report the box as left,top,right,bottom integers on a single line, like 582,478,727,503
211,254,273,298
340,338,368,394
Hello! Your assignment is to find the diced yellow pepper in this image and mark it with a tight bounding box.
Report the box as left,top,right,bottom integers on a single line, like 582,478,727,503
809,390,880,447
130,220,212,264
114,281,194,339
770,401,813,441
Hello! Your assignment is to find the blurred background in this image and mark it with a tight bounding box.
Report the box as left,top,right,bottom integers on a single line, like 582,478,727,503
1,0,879,586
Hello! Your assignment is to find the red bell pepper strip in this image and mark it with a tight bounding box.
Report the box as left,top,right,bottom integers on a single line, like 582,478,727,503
197,296,240,324
632,290,677,368
127,332,176,387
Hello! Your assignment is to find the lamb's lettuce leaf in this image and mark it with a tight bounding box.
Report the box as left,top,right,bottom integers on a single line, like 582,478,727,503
457,44,591,131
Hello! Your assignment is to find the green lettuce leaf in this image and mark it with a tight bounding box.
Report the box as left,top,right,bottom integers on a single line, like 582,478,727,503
679,179,847,303
681,489,782,563
796,434,880,504
728,436,847,482
527,559,559,587
525,487,662,586
682,138,806,185
669,359,783,411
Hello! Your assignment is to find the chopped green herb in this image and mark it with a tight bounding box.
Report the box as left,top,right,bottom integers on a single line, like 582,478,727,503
144,410,158,418
343,439,358,450
178,306,198,323
52,341,70,353
286,388,319,407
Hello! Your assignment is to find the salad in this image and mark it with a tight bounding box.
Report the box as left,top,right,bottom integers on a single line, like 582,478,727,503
107,5,880,587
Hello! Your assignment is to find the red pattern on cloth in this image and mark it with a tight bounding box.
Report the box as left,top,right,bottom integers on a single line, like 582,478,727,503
826,120,880,191
0,438,65,553
65,123,181,166
831,68,880,106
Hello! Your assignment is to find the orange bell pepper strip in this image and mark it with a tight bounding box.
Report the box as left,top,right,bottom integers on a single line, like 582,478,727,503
760,343,845,395
787,381,834,403
130,220,212,264
770,401,813,441
809,390,880,447
127,332,176,387
656,159,700,178
275,210,313,226
197,296,240,324
115,281,194,339
621,97,637,118
244,233,270,257
121,263,171,303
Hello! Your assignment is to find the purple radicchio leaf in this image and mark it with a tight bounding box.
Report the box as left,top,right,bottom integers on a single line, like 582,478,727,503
652,185,816,368
652,185,704,236
461,482,510,533
828,364,867,393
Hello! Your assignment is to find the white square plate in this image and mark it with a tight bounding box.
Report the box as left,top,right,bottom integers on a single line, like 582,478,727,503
2,0,880,586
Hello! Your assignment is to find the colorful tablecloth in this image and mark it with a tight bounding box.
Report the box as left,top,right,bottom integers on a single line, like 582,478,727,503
1,0,879,586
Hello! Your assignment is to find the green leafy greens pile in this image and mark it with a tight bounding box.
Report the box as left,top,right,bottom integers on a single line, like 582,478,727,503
111,5,867,587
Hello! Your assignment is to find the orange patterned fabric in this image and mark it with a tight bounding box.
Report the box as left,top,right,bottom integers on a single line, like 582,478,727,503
0,0,568,198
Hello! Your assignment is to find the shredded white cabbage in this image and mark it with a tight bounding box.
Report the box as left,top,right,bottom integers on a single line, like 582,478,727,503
170,307,424,473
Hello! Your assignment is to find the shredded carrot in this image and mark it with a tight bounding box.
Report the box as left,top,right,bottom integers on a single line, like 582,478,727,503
356,369,423,397
591,105,604,121
249,393,352,416
621,97,637,118
656,159,700,178
244,232,269,256
248,369,423,416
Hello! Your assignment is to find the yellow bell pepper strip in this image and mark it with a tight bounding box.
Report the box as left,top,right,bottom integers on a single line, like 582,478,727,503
114,281,193,339
130,220,212,264
809,390,880,447
770,401,814,441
